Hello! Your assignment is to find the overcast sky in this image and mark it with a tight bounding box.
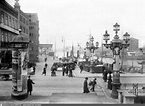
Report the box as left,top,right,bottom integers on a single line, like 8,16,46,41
7,0,145,50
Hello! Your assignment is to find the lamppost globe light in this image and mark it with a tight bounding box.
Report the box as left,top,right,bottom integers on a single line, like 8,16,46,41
113,23,120,34
113,23,120,31
123,32,130,43
86,41,89,48
96,42,99,47
90,36,94,42
103,30,110,43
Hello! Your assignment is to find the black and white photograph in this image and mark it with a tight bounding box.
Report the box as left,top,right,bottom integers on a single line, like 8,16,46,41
0,0,145,105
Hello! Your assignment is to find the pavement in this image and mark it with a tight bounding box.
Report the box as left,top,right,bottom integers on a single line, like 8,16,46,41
0,55,145,105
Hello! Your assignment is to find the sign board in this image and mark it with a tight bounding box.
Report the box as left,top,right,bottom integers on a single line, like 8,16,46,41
17,80,22,91
21,52,28,75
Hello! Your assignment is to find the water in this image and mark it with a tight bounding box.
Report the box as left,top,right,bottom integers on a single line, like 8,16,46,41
56,51,142,67
100,57,142,67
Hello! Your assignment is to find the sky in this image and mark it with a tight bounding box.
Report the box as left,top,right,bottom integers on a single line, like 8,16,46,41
6,0,145,51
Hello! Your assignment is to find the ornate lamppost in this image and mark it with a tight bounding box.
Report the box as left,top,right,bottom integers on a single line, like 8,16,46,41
103,23,130,98
86,36,99,73
11,29,29,99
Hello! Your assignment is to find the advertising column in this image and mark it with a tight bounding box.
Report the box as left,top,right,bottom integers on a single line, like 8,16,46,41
12,49,19,92
11,49,28,99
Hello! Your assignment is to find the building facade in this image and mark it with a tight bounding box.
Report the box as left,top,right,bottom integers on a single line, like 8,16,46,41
26,13,39,62
128,37,139,52
0,0,19,69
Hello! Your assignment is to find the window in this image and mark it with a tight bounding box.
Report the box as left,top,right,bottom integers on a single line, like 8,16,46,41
15,19,18,29
20,15,22,22
9,16,11,27
26,28,28,34
23,17,25,24
1,11,4,24
1,30,4,42
9,33,11,42
5,32,8,42
5,13,8,25
26,20,28,25
24,27,25,33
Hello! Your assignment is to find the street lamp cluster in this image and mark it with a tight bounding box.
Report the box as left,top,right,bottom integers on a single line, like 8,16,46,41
86,36,99,53
85,36,99,73
103,23,130,99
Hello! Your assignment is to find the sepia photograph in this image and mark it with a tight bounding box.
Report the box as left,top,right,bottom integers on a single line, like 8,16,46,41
0,0,145,105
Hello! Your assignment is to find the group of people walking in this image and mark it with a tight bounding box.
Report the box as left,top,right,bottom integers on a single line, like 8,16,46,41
50,62,75,77
62,63,75,77
83,77,97,93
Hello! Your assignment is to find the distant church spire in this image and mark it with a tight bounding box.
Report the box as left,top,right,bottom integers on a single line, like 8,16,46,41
14,0,20,10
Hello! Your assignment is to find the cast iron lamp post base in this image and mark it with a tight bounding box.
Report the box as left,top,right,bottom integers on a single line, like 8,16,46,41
110,71,121,99
11,91,28,100
111,82,121,99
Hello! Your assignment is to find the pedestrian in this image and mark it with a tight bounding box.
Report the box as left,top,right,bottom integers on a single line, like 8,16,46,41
33,66,35,73
90,78,97,92
65,64,69,76
83,77,89,93
68,64,73,77
42,67,46,76
103,69,108,82
79,63,83,73
27,76,35,95
62,65,65,76
44,57,47,62
51,64,56,76
44,63,48,68
107,74,112,90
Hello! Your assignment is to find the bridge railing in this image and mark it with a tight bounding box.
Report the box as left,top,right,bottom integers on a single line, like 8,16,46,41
121,83,145,96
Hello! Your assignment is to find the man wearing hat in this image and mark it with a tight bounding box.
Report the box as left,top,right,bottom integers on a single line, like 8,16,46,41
83,77,89,93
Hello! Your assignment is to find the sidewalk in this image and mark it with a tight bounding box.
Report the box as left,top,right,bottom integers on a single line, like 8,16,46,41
73,66,119,104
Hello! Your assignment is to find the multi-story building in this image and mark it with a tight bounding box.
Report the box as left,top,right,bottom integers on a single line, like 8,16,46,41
26,13,39,62
128,37,139,52
14,0,29,44
0,0,19,69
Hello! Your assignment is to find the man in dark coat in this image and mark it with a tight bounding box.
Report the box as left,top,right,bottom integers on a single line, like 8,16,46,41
83,77,89,93
44,57,47,62
62,65,65,76
42,67,46,76
65,64,69,76
90,78,97,92
79,63,83,73
103,70,108,82
27,76,35,95
107,74,112,90
68,65,73,77
45,63,48,69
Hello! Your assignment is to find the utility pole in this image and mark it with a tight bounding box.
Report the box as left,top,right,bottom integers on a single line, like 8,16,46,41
61,36,65,57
